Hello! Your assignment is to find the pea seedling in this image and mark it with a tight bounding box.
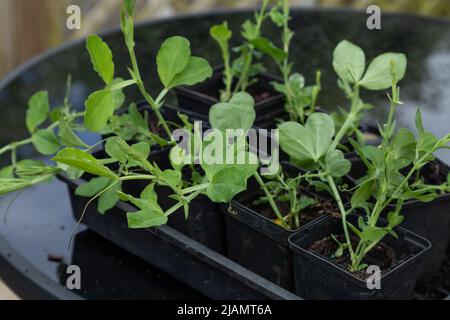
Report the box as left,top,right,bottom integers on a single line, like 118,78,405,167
210,0,273,101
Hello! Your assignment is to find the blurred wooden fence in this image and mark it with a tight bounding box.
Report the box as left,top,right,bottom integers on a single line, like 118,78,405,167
0,0,449,77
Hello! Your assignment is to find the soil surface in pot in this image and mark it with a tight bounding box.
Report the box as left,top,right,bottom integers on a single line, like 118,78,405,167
420,160,449,185
200,78,276,105
309,235,398,280
245,188,340,230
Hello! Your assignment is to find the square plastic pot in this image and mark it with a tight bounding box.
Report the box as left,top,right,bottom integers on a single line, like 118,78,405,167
63,147,226,255
347,156,450,284
289,215,431,300
221,163,334,291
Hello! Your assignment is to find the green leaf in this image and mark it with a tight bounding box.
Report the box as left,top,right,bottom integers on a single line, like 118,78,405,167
270,9,286,27
167,57,212,89
390,128,417,169
84,90,115,132
97,182,121,214
105,138,127,164
360,53,407,90
298,195,317,211
242,20,259,41
49,107,63,123
123,0,136,15
210,22,232,50
0,166,14,179
206,167,248,203
346,222,363,239
279,113,335,165
141,184,158,203
59,119,87,147
86,34,115,85
32,129,60,155
127,208,168,229
76,177,111,197
361,226,388,243
209,92,256,131
26,91,49,133
325,149,351,178
15,160,58,178
387,211,404,228
201,143,258,181
157,36,191,88
160,170,182,189
333,40,366,84
128,103,148,129
52,148,117,179
351,180,375,208
415,109,438,155
403,190,437,203
111,78,126,110
110,137,153,171
252,37,287,63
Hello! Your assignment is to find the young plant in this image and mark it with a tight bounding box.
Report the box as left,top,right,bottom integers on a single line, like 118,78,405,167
259,0,321,123
53,91,259,228
209,0,273,101
86,0,212,141
251,168,328,230
345,70,450,271
278,112,352,230
330,40,407,147
0,0,213,203
0,77,86,195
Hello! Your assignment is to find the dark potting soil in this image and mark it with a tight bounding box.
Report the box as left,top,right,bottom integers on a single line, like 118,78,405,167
202,83,274,104
246,189,340,230
413,246,450,300
420,160,449,186
308,235,397,281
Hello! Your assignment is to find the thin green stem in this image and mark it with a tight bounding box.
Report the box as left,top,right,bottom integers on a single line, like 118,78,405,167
327,175,356,262
254,172,288,229
165,188,205,217
128,48,172,140
181,183,209,195
119,175,156,182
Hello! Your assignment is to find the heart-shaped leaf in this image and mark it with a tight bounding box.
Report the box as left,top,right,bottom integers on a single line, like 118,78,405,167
360,53,407,90
206,167,248,203
209,92,256,131
32,129,60,155
167,57,212,89
279,113,335,165
157,36,191,88
325,149,351,178
333,40,366,84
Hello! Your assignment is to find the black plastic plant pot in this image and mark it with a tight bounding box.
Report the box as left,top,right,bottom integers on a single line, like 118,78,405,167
222,163,337,291
57,174,299,300
174,66,284,125
289,215,431,300
78,147,226,255
347,157,450,284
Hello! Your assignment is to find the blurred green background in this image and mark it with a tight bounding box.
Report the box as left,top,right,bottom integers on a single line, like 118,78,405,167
1,0,449,78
